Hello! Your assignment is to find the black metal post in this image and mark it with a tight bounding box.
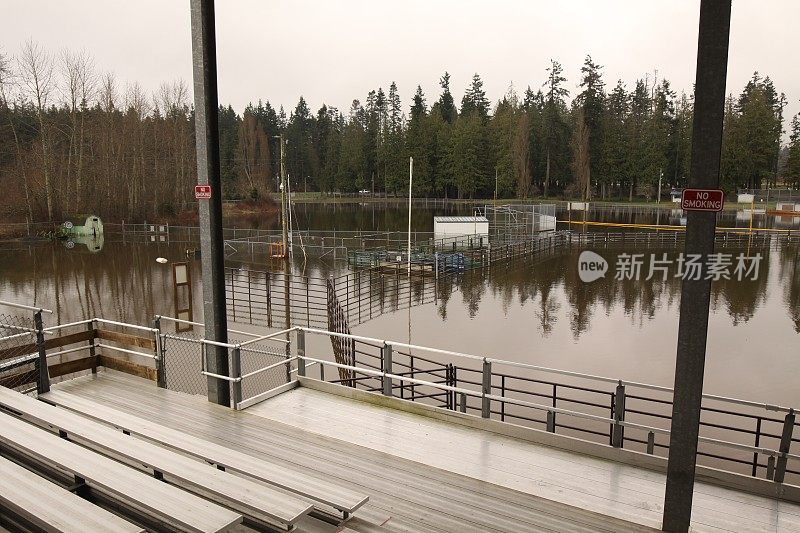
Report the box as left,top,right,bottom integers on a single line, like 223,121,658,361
190,0,230,406
774,409,795,483
382,343,392,396
34,311,49,394
663,2,731,531
612,382,626,448
481,359,492,419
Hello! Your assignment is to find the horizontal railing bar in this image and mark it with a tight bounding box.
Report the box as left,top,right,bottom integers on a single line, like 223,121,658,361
46,345,91,358
156,315,255,338
41,319,95,332
161,333,237,349
201,370,236,382
240,357,296,380
0,300,53,314
96,343,156,360
237,328,293,347
94,318,157,333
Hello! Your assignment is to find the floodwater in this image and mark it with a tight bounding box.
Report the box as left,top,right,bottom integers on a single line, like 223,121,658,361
1,203,798,409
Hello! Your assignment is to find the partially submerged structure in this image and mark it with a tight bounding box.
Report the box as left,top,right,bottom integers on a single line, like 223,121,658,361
61,215,103,238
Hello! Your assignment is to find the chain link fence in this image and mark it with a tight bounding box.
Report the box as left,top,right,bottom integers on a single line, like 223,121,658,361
0,313,39,394
237,341,290,402
161,331,291,405
162,333,208,397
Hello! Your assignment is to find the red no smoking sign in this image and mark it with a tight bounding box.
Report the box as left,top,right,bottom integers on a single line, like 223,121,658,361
195,185,212,200
681,188,724,212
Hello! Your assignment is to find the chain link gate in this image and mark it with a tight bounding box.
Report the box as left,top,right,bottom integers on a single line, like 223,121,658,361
0,310,49,395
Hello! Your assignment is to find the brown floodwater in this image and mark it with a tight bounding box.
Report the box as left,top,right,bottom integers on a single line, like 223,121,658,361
1,203,798,410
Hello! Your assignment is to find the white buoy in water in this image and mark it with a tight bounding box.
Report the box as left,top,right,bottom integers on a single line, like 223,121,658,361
156,257,168,264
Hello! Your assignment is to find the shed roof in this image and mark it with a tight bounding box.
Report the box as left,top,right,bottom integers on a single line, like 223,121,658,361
433,216,489,223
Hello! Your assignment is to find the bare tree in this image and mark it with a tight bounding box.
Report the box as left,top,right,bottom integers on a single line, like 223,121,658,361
125,82,151,216
61,49,96,212
18,40,55,220
98,71,119,212
237,110,271,197
0,48,34,221
156,80,191,212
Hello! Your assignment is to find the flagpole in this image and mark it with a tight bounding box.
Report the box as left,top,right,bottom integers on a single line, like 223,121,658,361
407,157,413,277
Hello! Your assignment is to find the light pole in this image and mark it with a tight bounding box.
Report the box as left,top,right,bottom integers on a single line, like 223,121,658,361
189,0,229,407
663,1,731,530
407,157,413,277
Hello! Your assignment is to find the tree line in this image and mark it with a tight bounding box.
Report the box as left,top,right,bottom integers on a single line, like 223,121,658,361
1,41,799,223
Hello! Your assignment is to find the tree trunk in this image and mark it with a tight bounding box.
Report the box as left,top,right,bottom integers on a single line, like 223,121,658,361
544,147,551,197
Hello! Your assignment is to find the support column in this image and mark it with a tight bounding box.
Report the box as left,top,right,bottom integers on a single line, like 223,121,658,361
663,2,731,531
190,0,230,406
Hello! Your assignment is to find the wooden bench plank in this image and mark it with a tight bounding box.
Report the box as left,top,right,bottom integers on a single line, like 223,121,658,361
0,455,144,533
0,412,241,533
95,329,155,350
0,387,313,529
43,389,370,515
0,330,95,362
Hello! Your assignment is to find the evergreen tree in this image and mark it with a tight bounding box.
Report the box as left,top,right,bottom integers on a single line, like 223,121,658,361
435,72,457,124
217,104,239,190
601,81,627,198
286,96,314,192
405,86,437,196
723,73,784,190
490,86,519,198
625,79,650,200
541,60,570,196
786,114,800,188
448,113,485,198
383,82,406,194
575,55,605,191
672,92,693,188
461,73,490,119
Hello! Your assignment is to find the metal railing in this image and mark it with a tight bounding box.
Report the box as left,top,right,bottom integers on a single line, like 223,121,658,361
292,326,800,486
155,315,292,409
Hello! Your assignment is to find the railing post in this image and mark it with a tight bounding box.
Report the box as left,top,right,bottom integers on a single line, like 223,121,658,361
767,456,776,481
153,317,165,388
752,417,762,477
382,343,393,397
295,328,306,378
230,346,242,410
647,431,655,455
460,392,467,413
481,359,492,419
34,311,50,394
87,319,97,374
774,409,795,483
612,381,626,448
546,410,556,433
500,375,506,422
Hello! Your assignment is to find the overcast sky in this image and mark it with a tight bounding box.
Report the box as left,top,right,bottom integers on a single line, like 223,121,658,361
3,1,798,137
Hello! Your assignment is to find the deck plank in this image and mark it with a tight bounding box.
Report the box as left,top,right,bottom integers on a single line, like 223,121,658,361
249,387,790,532
54,371,661,532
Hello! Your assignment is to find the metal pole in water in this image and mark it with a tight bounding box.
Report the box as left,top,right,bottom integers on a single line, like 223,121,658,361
407,156,413,277
190,0,230,407
662,1,731,531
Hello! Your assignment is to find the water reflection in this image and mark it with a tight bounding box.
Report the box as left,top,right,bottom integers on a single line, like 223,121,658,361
1,204,798,405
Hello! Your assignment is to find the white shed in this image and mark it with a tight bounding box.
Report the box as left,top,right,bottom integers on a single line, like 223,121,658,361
434,216,489,242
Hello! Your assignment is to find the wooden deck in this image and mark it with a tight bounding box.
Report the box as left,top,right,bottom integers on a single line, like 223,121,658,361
53,370,800,532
